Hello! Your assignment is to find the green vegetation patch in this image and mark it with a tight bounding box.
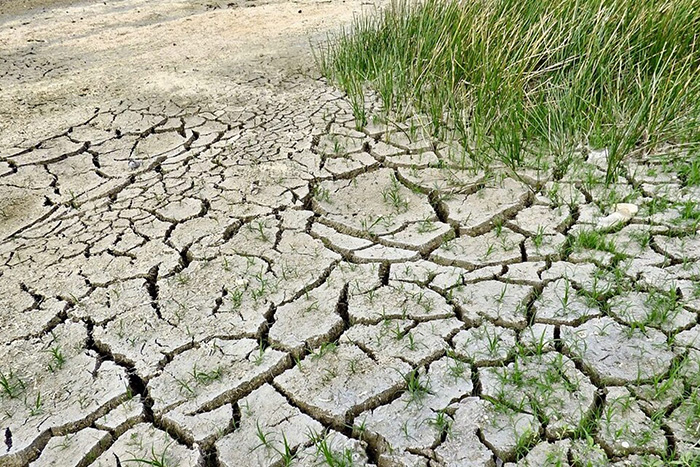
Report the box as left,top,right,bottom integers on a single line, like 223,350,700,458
317,0,700,181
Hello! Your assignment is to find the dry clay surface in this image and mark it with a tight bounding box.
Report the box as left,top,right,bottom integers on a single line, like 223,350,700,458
2,1,700,466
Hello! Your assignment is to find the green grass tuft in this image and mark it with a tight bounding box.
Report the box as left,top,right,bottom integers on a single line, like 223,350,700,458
317,0,700,181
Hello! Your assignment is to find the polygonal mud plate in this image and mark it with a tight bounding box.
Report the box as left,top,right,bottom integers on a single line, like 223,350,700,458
452,323,517,365
291,431,370,467
595,387,666,457
389,259,458,284
433,398,494,466
274,343,410,427
30,428,111,467
631,376,685,415
358,398,443,455
161,403,236,448
608,290,696,334
518,323,557,354
523,232,566,262
340,318,461,366
317,133,366,157
347,282,455,324
148,338,289,416
479,353,596,438
561,317,677,385
678,349,700,387
515,439,571,466
501,261,546,284
479,402,541,461
396,166,485,195
431,228,525,270
352,243,420,263
91,423,202,467
311,221,375,254
95,395,145,433
541,261,600,291
216,384,323,467
1,294,67,343
378,220,454,254
666,388,700,457
450,280,533,329
313,168,435,236
93,308,193,380
157,255,273,338
268,281,345,356
569,438,609,467
512,204,570,235
533,278,601,326
355,353,475,456
654,234,700,261
442,177,531,235
323,152,378,178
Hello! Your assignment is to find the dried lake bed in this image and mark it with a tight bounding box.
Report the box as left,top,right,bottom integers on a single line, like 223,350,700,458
1,0,700,465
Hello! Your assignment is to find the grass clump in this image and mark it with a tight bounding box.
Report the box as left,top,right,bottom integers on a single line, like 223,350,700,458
317,0,700,181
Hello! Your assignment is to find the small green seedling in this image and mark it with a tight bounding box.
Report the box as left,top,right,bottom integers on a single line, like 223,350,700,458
122,443,173,467
0,369,25,399
47,346,66,372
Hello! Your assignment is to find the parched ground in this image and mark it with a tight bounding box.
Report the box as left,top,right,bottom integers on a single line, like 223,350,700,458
2,1,700,466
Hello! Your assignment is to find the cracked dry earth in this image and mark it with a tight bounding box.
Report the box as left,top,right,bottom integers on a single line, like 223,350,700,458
2,2,700,467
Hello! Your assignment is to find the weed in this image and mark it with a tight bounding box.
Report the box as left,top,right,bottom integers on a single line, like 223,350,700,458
401,370,430,404
445,351,468,379
174,376,196,397
405,332,416,351
122,443,173,467
514,427,538,460
26,391,43,416
381,175,409,213
349,418,368,444
253,421,274,451
417,217,437,233
496,284,508,304
312,341,338,360
332,137,345,156
359,216,382,236
485,328,501,355
251,220,269,242
390,322,405,340
532,225,545,249
348,357,359,374
175,273,189,286
571,230,618,254
679,201,700,222
678,153,700,187
315,434,355,467
253,339,267,365
229,288,244,309
321,367,339,383
529,329,548,356
279,432,295,466
190,364,223,385
428,410,452,439
314,185,332,203
47,346,66,372
0,369,25,399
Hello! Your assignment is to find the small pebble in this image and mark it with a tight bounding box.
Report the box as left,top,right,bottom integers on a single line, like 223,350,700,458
128,159,141,170
615,203,639,217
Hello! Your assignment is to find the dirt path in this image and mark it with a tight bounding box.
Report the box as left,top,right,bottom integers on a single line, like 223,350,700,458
1,1,699,466
0,0,376,146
